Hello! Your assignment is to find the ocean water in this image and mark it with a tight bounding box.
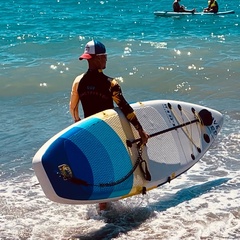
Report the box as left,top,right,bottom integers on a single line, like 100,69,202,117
0,0,240,239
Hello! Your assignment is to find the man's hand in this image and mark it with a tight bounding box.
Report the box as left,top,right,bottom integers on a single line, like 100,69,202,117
138,129,149,145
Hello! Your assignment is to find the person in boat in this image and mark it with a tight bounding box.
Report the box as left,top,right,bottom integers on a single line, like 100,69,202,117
173,0,196,13
69,40,149,211
204,0,219,13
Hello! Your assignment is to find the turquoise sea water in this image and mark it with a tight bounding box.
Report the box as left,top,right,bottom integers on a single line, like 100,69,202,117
1,0,240,239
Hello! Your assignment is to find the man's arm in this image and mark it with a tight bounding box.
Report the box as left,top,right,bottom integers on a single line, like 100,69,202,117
69,75,83,122
111,79,148,144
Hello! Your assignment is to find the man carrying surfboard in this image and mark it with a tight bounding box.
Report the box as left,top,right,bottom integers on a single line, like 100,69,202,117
69,40,149,211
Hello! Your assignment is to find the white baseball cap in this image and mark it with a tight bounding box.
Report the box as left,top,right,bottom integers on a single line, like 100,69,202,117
79,40,106,60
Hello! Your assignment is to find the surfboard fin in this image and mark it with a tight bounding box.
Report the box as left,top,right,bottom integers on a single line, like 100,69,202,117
142,186,147,195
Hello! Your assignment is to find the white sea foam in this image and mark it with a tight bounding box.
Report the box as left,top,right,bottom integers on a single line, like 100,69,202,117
1,166,239,240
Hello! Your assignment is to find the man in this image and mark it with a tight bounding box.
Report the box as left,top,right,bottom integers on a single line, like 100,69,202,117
204,0,219,13
173,0,196,13
69,40,149,211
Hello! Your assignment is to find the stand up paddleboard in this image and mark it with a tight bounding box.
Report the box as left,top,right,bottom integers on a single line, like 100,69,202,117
154,10,235,17
32,100,223,204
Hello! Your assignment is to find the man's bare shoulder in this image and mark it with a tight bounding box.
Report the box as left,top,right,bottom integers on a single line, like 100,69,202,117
74,73,85,84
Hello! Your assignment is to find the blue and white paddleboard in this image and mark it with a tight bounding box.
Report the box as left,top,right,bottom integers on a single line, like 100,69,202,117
32,100,223,204
154,10,235,17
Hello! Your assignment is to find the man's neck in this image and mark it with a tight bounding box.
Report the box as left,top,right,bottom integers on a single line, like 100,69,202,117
88,69,103,72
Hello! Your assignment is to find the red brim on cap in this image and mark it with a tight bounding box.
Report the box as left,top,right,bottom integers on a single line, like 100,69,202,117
79,53,92,60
